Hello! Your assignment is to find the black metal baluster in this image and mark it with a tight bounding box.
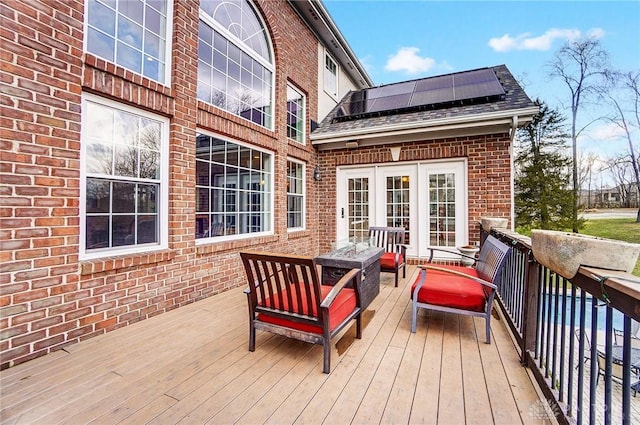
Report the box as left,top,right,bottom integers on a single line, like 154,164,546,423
567,284,577,418
577,292,586,425
589,298,598,425
622,316,631,425
604,305,613,425
558,277,567,402
551,272,560,386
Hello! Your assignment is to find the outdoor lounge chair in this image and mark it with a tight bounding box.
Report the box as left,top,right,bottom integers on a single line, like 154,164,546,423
240,251,362,374
596,349,640,397
368,226,407,287
410,235,511,343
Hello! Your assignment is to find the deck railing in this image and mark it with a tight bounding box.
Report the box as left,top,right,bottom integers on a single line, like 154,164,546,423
482,227,640,425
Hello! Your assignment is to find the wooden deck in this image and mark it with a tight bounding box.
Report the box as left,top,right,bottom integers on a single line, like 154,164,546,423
0,266,552,424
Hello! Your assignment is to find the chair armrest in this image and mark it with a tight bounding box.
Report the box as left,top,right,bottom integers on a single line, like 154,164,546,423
418,265,496,290
426,247,476,264
320,268,361,308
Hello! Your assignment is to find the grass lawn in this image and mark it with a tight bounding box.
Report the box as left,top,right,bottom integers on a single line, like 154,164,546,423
517,218,640,276
580,218,640,276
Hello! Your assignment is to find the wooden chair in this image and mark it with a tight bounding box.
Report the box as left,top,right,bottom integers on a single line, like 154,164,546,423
240,251,362,374
410,235,511,343
368,226,407,287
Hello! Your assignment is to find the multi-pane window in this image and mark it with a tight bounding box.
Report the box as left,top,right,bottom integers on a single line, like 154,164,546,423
286,85,305,144
429,173,456,246
198,0,273,128
386,176,410,244
195,133,272,239
81,95,167,257
286,160,305,230
86,0,170,84
348,177,369,240
324,53,338,96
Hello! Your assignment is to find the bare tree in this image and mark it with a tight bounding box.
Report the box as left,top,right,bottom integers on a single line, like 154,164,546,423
604,155,634,207
600,71,640,221
578,151,599,209
548,37,609,231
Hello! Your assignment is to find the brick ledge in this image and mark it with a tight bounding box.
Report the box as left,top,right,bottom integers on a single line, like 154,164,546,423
80,250,175,275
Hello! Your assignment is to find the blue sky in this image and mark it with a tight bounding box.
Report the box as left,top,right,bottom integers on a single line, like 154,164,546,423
324,0,640,186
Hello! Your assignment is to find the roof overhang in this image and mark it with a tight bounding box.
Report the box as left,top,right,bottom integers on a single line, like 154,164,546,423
288,0,373,89
310,107,539,150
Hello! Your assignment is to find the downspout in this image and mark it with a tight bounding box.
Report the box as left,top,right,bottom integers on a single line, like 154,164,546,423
509,116,518,231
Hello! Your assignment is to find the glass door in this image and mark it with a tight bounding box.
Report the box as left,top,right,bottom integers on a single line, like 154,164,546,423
377,165,417,256
336,168,374,243
337,160,466,259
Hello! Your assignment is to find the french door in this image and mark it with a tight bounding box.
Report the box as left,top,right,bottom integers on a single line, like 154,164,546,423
336,161,466,258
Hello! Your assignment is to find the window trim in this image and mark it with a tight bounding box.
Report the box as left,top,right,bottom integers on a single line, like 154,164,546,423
79,93,170,260
324,51,338,98
286,83,306,144
194,130,275,244
83,0,174,86
286,158,306,232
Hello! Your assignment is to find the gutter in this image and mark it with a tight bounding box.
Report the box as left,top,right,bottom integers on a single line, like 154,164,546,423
311,106,540,144
509,115,519,142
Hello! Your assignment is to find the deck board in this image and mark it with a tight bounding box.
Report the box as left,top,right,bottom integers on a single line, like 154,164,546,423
0,265,551,425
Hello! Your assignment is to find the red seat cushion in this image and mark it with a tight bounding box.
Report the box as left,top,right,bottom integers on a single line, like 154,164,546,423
411,265,487,312
380,252,403,270
257,283,357,334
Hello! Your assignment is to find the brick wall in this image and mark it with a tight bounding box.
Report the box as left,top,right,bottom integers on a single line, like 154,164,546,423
315,135,513,253
1,0,322,369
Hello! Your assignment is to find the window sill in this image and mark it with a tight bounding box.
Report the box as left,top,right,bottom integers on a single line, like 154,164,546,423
287,229,311,240
196,234,279,255
80,249,175,276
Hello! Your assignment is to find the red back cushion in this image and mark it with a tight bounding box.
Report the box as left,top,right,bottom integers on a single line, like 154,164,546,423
411,266,487,312
258,283,357,334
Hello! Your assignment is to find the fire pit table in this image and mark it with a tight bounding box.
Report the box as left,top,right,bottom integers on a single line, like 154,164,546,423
315,241,384,310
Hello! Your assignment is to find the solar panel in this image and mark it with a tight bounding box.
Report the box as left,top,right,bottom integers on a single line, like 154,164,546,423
368,94,412,113
334,68,505,122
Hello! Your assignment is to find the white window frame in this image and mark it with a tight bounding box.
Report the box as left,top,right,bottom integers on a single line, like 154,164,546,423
197,0,275,130
324,51,338,98
83,0,174,86
286,84,306,144
417,160,467,258
286,158,306,231
80,93,170,260
194,130,275,244
336,159,468,259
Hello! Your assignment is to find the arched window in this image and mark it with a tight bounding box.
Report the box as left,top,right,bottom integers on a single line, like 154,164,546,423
198,0,273,128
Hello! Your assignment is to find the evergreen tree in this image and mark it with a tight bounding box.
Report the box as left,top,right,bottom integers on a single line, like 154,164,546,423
515,100,581,230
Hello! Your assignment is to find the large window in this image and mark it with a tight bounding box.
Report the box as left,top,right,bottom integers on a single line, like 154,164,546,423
286,160,305,230
81,94,168,258
198,0,273,128
286,84,305,144
86,0,171,84
196,133,272,240
324,53,338,97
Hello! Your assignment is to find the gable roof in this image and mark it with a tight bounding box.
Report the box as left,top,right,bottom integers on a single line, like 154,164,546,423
311,65,538,150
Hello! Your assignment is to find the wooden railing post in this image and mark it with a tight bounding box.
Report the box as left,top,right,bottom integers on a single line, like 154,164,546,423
521,249,539,364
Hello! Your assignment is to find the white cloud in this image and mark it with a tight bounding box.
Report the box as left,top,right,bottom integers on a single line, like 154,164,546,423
587,27,606,39
385,47,436,74
586,122,628,142
488,27,604,52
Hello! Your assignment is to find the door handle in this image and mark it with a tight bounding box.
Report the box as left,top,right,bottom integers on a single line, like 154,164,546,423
341,208,344,218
